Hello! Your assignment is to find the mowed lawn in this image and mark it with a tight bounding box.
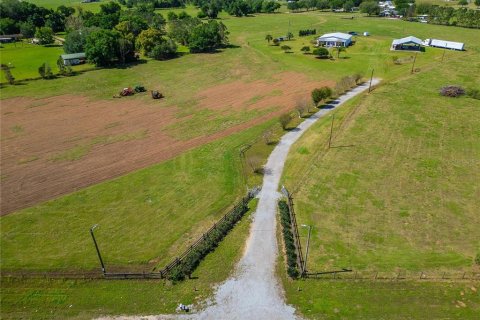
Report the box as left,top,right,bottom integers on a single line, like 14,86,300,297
0,42,93,81
282,54,480,273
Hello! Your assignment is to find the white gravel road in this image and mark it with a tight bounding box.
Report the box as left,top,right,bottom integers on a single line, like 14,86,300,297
97,79,380,320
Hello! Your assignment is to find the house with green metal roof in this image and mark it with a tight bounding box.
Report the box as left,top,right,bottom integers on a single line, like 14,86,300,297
60,53,86,66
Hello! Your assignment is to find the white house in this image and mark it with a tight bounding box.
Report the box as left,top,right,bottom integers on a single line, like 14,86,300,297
317,32,353,47
391,36,423,51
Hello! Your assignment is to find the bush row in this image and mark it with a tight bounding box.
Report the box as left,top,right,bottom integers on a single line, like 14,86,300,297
298,29,317,37
278,200,300,279
334,74,363,96
167,196,251,281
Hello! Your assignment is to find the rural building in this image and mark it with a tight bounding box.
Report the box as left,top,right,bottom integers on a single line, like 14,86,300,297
0,34,22,43
61,53,86,66
423,38,464,51
317,32,353,47
391,36,424,51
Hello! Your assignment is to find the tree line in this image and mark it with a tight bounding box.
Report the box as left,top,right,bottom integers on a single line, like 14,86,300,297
298,28,317,37
286,0,365,13
117,0,186,9
191,0,281,19
1,0,230,70
418,5,480,29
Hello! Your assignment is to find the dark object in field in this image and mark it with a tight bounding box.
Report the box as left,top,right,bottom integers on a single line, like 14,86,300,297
134,85,146,93
151,90,164,99
120,87,135,96
440,85,465,97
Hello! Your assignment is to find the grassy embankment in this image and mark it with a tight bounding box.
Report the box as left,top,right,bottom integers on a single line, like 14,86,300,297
280,38,480,319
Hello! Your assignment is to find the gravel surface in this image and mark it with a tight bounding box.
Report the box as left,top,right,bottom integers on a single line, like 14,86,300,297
97,79,380,320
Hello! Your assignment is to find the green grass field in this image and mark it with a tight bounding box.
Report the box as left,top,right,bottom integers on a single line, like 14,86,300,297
0,199,257,319
25,0,109,12
281,41,480,274
2,9,480,319
0,42,93,81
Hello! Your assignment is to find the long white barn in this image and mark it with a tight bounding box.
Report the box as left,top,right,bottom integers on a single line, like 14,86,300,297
423,39,465,51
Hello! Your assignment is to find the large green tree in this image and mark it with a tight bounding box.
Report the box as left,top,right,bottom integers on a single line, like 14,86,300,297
188,20,228,53
64,28,96,53
360,1,380,16
136,28,165,55
85,29,120,66
35,26,54,45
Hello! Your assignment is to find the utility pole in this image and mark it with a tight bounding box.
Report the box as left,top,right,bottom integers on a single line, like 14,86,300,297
328,114,335,148
411,52,418,74
368,69,374,93
301,225,312,276
90,224,106,274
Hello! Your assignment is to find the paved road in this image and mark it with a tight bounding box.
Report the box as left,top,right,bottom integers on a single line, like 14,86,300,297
98,79,380,320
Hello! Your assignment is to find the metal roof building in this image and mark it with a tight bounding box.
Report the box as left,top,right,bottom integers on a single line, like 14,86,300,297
60,53,86,66
391,36,424,51
423,39,464,51
317,32,353,47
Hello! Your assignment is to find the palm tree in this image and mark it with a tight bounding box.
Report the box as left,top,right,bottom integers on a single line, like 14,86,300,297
334,46,346,59
265,34,273,44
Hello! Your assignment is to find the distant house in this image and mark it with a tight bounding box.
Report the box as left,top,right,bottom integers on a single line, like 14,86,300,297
391,36,423,51
423,38,464,51
317,32,353,47
61,53,86,66
0,34,23,43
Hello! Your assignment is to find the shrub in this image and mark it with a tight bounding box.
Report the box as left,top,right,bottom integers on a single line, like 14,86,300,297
1,64,15,84
38,63,54,79
150,39,177,60
34,27,54,45
278,200,300,279
272,38,280,46
300,46,310,54
287,266,299,278
440,85,465,97
312,87,332,106
281,45,292,52
313,47,330,59
166,196,251,281
353,73,363,84
279,112,293,130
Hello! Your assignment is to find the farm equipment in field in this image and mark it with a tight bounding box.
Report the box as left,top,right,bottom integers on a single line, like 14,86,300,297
134,85,146,93
120,87,135,96
151,90,164,99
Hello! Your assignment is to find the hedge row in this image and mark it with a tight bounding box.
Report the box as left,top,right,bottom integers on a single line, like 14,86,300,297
167,197,251,281
299,29,317,37
278,200,300,279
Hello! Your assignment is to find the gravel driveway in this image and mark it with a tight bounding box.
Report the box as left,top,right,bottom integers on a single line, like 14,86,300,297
97,79,380,320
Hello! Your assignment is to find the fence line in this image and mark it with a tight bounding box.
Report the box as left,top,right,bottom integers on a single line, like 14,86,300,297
281,186,305,275
156,190,257,279
305,270,480,281
3,190,258,281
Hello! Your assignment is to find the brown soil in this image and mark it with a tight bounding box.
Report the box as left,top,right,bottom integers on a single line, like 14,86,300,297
1,72,332,215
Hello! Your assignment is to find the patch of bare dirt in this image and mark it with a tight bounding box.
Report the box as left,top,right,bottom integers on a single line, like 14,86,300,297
1,72,333,215
197,72,332,112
